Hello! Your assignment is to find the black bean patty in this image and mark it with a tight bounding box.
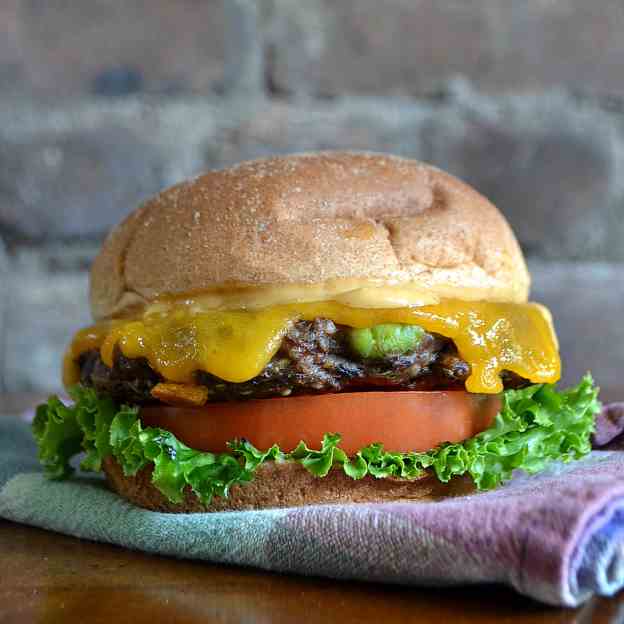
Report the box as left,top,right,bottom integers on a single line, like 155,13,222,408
78,318,525,404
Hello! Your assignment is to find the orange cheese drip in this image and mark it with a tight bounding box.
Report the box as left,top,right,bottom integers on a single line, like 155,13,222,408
63,300,561,394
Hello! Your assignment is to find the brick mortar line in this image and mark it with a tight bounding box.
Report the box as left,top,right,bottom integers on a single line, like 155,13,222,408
0,239,8,393
2,86,624,122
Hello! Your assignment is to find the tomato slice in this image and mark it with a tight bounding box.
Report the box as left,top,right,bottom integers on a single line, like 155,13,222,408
140,391,501,455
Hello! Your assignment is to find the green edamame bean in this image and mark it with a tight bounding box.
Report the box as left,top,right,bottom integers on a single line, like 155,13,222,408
348,323,425,359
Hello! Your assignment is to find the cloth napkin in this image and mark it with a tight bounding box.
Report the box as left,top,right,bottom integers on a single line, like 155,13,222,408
2,404,624,607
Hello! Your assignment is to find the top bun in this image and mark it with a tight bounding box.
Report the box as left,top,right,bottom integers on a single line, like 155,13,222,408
91,151,529,320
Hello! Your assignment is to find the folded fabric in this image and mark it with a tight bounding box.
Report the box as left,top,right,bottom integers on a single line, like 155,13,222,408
2,404,624,607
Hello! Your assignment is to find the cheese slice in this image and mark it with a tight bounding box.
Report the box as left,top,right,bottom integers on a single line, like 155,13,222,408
64,300,560,394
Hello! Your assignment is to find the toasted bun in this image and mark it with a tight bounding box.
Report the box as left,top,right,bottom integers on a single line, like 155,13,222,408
91,151,529,320
102,456,475,513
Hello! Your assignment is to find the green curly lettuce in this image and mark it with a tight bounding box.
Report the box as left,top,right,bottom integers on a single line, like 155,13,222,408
32,375,600,504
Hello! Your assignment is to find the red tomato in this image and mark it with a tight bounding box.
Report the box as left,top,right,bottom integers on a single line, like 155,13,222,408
140,391,501,455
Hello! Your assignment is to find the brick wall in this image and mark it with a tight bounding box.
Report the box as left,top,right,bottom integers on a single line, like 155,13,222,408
1,1,622,400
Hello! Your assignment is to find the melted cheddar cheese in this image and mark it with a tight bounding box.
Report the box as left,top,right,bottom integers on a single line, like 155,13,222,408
64,300,560,394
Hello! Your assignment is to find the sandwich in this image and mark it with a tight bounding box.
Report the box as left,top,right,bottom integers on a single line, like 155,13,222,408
33,151,601,512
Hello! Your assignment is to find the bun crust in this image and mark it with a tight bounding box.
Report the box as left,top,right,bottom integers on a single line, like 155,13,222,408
91,151,529,320
102,456,475,513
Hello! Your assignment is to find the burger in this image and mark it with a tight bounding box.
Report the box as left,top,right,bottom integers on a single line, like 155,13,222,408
33,151,600,512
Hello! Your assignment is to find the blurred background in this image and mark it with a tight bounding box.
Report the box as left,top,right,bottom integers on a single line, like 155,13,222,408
0,0,622,403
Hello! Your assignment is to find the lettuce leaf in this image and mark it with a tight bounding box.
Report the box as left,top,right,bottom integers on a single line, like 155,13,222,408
32,375,600,504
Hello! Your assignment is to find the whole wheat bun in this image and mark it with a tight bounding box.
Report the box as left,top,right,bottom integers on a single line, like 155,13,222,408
90,151,529,320
102,456,474,513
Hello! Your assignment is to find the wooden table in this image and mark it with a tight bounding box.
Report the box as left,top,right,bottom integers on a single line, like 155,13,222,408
2,395,623,623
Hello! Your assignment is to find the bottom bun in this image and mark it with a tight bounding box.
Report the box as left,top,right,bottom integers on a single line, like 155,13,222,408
102,456,475,513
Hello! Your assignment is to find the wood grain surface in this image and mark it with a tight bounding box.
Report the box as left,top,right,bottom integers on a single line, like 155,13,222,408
2,519,624,624
1,395,623,623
